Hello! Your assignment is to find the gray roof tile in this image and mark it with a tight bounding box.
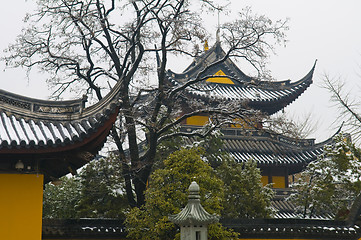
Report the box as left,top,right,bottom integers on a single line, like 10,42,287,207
0,80,121,182
167,42,316,115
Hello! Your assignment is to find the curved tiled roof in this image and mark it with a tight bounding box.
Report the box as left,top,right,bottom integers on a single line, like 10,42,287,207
166,42,315,115
0,81,122,182
223,129,335,173
0,93,119,151
272,199,334,220
182,126,336,173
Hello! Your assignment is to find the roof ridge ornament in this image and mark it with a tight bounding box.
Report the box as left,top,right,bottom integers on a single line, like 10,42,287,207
215,4,223,44
216,28,220,43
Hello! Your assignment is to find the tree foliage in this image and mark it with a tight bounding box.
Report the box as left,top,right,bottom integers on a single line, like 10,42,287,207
291,133,361,219
43,154,128,219
216,158,274,219
43,176,82,219
4,0,288,207
76,154,128,219
125,147,238,240
43,145,273,238
264,111,317,139
323,75,361,143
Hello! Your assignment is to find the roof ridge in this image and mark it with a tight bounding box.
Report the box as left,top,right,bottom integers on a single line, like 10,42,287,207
0,80,122,122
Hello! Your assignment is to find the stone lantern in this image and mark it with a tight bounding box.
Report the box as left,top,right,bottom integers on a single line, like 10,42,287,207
169,181,219,240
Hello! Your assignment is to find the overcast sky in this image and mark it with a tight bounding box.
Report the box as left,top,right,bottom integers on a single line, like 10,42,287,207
241,1,361,142
1,0,361,142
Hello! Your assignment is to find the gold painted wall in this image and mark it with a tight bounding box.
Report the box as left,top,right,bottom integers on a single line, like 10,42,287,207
230,118,256,129
186,115,256,129
0,174,44,240
272,176,286,188
261,176,269,186
186,115,210,126
206,70,235,84
261,176,286,188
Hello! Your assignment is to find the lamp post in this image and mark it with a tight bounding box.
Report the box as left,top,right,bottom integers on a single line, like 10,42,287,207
169,181,219,240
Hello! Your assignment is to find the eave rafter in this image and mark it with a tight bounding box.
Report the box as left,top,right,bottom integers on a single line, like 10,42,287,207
0,79,122,183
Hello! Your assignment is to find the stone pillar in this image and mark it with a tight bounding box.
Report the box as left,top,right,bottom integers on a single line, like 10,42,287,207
169,181,219,240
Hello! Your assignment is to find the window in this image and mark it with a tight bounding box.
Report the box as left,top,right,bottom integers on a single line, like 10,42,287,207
196,231,201,240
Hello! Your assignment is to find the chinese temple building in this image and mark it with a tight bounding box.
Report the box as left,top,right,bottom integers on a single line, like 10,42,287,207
166,40,335,190
1,37,357,240
0,80,122,240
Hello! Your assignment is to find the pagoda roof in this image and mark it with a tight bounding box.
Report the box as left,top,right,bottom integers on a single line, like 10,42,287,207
0,81,122,183
272,189,334,220
166,42,315,115
182,126,337,174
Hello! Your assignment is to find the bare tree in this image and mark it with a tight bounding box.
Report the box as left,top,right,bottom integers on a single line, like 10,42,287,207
3,0,288,207
323,75,361,142
263,111,318,139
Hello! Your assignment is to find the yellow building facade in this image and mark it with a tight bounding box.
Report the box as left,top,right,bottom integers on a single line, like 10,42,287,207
0,174,44,240
0,71,123,240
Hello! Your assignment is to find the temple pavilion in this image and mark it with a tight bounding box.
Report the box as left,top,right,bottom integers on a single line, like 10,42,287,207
0,79,122,240
0,38,357,240
166,40,335,190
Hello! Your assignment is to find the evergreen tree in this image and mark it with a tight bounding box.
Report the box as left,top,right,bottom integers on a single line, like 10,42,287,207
43,154,128,219
4,0,288,207
43,176,82,219
125,148,238,240
291,133,361,219
217,158,274,219
76,154,128,219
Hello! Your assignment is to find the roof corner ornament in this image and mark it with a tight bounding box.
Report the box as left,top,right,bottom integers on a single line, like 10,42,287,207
80,94,88,114
169,181,219,240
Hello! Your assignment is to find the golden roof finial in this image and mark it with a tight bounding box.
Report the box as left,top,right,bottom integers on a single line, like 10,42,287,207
204,40,209,52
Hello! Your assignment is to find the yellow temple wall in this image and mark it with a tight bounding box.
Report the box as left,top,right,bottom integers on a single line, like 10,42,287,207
230,118,253,129
206,69,235,84
261,176,269,186
272,176,286,188
186,115,254,129
0,173,44,240
261,175,286,188
186,115,210,126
